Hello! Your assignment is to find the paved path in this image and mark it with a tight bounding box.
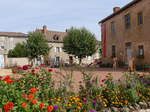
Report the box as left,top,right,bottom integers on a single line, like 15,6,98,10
0,69,12,76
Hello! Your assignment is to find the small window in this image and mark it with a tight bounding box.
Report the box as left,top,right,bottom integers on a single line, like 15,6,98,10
137,12,143,25
88,56,92,61
138,45,144,56
1,46,4,49
56,47,60,52
53,34,59,40
111,21,116,34
124,14,131,29
55,57,60,63
112,45,116,58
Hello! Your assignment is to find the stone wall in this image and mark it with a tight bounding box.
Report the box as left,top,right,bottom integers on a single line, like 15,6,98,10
7,58,29,67
101,0,150,65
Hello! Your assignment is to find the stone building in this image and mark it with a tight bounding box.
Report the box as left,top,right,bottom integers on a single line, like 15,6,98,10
99,0,150,65
0,32,28,68
38,25,100,65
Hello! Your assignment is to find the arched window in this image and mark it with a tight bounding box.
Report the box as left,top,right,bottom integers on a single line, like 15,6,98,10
53,34,59,40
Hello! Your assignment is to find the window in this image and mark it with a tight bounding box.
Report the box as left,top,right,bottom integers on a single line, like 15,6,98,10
112,45,116,58
137,12,143,25
53,34,59,40
125,42,132,48
56,47,60,52
111,21,116,34
87,56,92,61
55,57,60,64
138,45,144,56
124,14,131,29
1,46,4,49
56,57,60,62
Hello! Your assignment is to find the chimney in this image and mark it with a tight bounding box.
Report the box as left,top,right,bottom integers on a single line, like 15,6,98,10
43,25,47,33
113,7,120,13
66,29,68,32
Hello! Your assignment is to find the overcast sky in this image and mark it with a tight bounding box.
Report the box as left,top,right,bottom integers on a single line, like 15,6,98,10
0,0,132,40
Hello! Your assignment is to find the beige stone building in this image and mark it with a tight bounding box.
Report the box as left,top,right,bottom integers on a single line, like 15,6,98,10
0,32,27,68
99,0,150,65
38,25,100,65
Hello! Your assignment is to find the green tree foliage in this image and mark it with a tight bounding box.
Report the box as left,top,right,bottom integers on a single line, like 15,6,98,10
99,41,102,56
26,31,50,61
8,43,27,57
63,27,97,64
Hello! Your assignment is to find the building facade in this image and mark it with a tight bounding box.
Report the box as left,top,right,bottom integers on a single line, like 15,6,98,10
0,32,28,68
99,0,150,65
38,26,100,65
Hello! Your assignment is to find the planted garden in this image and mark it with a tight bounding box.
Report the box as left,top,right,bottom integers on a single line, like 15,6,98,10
0,65,150,112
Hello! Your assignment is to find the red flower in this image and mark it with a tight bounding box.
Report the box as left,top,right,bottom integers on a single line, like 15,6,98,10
0,76,3,80
47,105,53,112
35,67,40,69
31,69,35,74
22,94,27,98
39,102,45,109
48,69,53,72
27,65,32,67
16,67,22,70
31,99,37,104
101,79,106,82
3,76,11,81
21,102,27,108
12,71,17,74
28,94,34,100
40,64,45,66
30,88,38,94
5,79,14,84
4,102,14,111
22,65,28,70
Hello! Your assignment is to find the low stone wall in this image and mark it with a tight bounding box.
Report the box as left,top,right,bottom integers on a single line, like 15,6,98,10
7,58,29,67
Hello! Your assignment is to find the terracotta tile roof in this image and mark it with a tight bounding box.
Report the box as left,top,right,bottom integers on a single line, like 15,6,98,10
99,0,142,23
0,32,27,37
37,29,67,43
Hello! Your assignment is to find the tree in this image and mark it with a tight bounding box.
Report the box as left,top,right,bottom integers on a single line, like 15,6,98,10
26,31,50,64
63,27,97,64
8,43,27,57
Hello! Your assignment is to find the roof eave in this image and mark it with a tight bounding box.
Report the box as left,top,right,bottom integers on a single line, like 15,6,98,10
98,0,142,24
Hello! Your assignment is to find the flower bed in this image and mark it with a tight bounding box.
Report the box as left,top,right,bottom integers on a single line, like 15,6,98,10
0,67,150,112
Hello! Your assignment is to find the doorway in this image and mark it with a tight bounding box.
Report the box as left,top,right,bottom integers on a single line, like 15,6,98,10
0,55,4,68
69,56,73,65
125,42,133,65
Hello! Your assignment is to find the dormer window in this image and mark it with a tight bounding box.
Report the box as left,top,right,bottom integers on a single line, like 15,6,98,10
53,34,59,40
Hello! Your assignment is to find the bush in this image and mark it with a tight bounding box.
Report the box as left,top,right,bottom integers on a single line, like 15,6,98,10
99,63,112,68
8,43,28,57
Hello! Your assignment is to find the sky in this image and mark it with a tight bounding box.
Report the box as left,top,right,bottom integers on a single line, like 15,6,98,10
0,0,132,40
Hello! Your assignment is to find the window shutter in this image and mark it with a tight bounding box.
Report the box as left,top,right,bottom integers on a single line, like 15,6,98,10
60,47,62,52
54,47,56,52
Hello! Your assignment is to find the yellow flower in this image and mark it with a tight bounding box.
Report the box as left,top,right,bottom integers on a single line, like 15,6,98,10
124,100,128,104
68,104,72,107
77,106,81,110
